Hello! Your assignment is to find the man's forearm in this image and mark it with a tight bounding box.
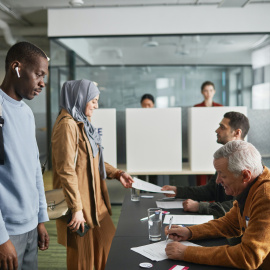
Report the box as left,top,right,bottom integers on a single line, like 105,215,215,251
198,200,234,218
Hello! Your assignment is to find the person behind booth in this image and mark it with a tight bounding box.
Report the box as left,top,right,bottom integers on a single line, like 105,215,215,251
51,79,133,270
193,81,223,186
141,93,155,108
162,112,250,219
194,81,223,107
165,141,270,270
0,42,50,269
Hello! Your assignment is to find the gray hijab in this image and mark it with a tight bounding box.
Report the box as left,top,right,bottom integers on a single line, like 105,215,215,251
60,79,107,180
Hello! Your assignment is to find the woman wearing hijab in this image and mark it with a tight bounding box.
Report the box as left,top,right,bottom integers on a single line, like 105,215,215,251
51,79,133,270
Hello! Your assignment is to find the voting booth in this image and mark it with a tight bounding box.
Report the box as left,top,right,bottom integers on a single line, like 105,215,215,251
91,109,117,167
188,106,247,172
126,108,182,174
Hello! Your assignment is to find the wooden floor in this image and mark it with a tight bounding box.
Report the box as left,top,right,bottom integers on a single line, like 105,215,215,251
38,171,122,269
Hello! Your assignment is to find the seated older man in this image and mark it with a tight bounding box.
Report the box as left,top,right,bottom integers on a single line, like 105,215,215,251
165,140,270,270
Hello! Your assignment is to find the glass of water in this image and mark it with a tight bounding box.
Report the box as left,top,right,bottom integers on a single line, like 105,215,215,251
148,208,162,241
131,188,140,201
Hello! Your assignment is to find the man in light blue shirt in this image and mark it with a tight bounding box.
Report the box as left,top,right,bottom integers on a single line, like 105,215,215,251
0,42,49,270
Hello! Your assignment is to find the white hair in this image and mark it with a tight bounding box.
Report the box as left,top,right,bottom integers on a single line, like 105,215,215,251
213,140,263,177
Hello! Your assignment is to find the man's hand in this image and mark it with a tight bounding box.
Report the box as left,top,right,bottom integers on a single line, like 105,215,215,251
161,185,177,197
183,199,199,212
37,223,49,251
0,239,18,270
67,210,86,233
165,242,187,260
165,225,191,242
119,173,134,188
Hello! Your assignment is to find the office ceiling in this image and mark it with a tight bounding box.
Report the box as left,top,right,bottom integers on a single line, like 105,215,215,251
56,34,269,66
0,0,270,65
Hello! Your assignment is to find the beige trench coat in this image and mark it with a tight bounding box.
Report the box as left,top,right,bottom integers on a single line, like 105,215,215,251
51,109,122,246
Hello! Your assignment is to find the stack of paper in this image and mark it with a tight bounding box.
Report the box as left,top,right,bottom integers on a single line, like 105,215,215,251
163,214,213,225
156,200,183,209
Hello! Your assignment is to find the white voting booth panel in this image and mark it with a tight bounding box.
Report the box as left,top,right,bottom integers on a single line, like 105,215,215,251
91,109,117,167
126,108,182,173
188,107,247,172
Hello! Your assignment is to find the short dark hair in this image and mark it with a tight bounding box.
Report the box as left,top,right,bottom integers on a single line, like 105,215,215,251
141,94,155,104
5,41,48,71
201,81,215,92
224,111,250,139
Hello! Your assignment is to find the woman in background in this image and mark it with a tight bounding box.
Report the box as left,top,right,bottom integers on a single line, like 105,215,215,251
51,79,133,270
194,81,222,185
194,81,223,107
141,93,155,108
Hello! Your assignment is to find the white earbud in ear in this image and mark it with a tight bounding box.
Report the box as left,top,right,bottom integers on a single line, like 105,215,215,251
15,67,20,78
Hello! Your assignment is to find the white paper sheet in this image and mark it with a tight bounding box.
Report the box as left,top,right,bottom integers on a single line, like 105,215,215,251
156,200,183,209
131,240,201,261
163,214,213,225
132,177,175,194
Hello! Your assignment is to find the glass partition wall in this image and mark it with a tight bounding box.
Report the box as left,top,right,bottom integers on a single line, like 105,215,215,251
48,34,270,168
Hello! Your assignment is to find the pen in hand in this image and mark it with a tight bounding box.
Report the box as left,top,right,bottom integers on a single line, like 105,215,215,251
166,216,173,243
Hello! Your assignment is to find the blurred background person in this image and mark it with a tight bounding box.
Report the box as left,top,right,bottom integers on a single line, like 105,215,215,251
141,93,155,108
194,81,223,107
194,80,223,185
140,93,169,186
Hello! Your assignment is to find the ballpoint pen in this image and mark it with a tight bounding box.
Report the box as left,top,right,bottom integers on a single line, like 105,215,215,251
140,211,170,221
166,216,173,242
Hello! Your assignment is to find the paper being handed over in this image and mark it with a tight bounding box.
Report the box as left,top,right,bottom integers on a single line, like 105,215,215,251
132,177,175,194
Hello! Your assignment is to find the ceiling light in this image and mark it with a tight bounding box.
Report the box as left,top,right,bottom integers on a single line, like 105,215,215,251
143,40,159,47
142,37,159,47
69,0,84,7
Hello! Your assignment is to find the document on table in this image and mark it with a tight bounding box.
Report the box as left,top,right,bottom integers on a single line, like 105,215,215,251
163,214,213,225
132,177,175,194
131,240,201,261
156,200,183,209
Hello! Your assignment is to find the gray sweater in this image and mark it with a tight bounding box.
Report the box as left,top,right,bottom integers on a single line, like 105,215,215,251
0,90,49,245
